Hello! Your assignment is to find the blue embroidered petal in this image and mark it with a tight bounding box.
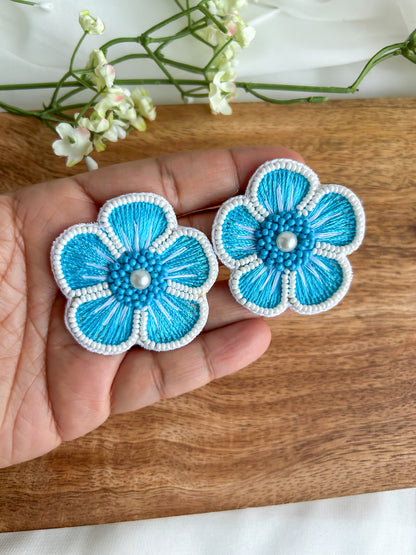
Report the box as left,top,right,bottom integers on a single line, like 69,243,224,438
159,230,216,291
306,190,360,250
99,194,175,252
217,201,261,263
143,293,204,346
53,226,116,294
69,294,138,349
232,262,286,312
255,169,313,215
293,255,347,308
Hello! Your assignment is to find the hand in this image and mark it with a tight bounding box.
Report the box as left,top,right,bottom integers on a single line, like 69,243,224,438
0,146,301,468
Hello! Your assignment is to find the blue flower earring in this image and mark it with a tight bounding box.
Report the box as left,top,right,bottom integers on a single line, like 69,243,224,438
212,159,365,316
51,193,218,354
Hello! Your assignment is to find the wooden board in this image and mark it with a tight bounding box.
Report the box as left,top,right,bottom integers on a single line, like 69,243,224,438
0,99,415,532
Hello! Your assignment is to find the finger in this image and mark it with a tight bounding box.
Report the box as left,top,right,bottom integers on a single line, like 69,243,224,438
110,319,271,414
178,208,216,239
206,281,256,331
47,295,123,441
71,146,304,215
205,281,257,331
204,281,273,331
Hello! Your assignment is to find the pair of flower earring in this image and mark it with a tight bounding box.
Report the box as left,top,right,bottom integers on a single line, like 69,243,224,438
51,159,365,355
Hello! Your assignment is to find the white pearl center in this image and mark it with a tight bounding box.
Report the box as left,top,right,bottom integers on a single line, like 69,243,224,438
276,231,298,253
130,268,152,290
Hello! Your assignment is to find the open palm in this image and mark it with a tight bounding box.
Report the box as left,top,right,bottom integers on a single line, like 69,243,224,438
0,146,300,468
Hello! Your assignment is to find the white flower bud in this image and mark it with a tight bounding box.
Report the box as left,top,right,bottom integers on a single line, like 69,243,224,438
85,156,98,171
208,70,236,115
37,2,53,11
79,10,105,35
86,49,115,91
131,87,156,121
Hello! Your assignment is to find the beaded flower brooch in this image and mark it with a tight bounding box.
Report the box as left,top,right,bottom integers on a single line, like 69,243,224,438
51,193,218,354
213,159,365,316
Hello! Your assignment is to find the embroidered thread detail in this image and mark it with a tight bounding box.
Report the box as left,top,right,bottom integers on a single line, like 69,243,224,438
51,192,218,354
212,159,365,316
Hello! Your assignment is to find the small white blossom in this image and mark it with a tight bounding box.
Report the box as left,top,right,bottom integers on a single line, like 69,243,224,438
198,21,246,72
94,88,125,118
225,15,256,48
87,50,115,92
209,0,247,16
103,118,129,142
85,156,98,171
214,37,242,68
92,117,129,152
95,88,146,131
79,10,105,35
77,112,110,134
208,70,236,115
113,89,146,130
52,123,93,167
198,24,223,46
131,87,156,121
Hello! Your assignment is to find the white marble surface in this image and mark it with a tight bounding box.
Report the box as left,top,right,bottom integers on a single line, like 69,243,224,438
1,2,416,553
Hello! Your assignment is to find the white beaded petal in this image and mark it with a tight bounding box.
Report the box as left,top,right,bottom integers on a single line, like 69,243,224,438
51,192,218,354
212,159,365,317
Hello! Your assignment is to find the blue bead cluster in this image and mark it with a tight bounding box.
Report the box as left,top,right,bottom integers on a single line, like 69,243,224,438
255,211,315,271
107,250,167,309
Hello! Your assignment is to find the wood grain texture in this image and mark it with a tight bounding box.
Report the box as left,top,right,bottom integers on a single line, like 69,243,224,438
0,99,415,532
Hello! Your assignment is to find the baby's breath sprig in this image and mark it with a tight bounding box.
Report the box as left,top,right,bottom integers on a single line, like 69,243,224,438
1,0,416,169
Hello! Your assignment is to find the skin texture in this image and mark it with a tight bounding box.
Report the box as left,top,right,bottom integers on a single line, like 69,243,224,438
0,146,302,468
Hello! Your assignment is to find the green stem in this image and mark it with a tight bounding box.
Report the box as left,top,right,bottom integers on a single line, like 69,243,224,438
205,37,234,72
108,53,149,66
142,43,186,98
48,31,88,108
100,4,205,54
70,32,88,72
56,86,85,105
10,0,37,5
47,71,71,106
246,89,328,104
43,120,55,132
152,18,208,48
0,82,74,91
71,72,97,93
185,92,209,98
186,0,191,29
191,29,214,49
198,4,228,34
183,85,207,94
51,102,88,110
0,100,38,117
237,44,403,96
158,55,205,74
0,100,72,123
115,78,209,86
141,2,205,38
74,92,101,124
100,37,140,55
349,43,402,92
0,39,412,111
